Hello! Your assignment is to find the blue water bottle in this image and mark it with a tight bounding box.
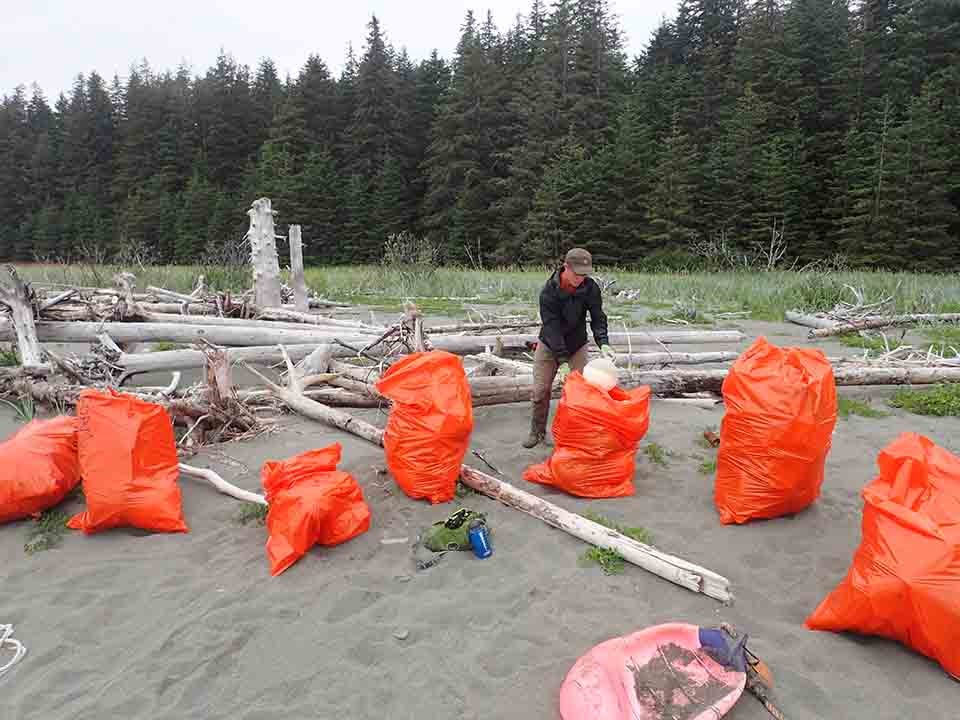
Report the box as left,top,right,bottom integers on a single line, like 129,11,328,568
468,519,493,559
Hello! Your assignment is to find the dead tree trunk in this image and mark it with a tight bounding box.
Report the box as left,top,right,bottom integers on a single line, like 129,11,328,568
288,224,309,312
248,198,282,308
0,267,45,369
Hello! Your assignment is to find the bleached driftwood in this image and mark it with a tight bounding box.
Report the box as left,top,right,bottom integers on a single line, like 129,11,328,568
257,307,384,331
178,463,266,506
0,320,375,348
256,380,733,603
784,311,839,330
427,320,540,334
288,224,309,312
146,286,205,305
610,351,739,366
432,330,745,355
248,198,282,309
810,313,960,338
116,343,363,374
0,266,45,369
132,311,382,335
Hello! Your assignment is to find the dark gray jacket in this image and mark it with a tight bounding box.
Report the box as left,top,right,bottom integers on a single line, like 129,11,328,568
537,269,609,361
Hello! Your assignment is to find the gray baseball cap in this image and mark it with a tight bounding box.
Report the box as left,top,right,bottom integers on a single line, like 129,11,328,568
564,248,593,276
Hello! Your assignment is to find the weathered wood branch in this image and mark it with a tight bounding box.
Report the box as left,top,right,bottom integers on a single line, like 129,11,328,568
116,343,367,375
178,463,267,505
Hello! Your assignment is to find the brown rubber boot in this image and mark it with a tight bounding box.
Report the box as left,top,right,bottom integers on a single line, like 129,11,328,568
523,401,549,448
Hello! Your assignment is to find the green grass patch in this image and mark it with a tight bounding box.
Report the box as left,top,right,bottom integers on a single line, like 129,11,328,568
14,265,960,320
579,511,653,575
698,458,717,475
838,396,889,419
890,384,960,417
235,502,269,526
0,345,19,367
923,326,960,348
24,509,70,555
152,341,186,352
642,442,672,467
839,333,904,354
1,395,36,423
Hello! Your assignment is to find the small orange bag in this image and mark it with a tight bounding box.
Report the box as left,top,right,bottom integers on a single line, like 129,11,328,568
524,372,651,498
68,389,188,534
0,416,80,524
715,337,837,524
806,433,960,679
261,443,371,576
375,351,474,504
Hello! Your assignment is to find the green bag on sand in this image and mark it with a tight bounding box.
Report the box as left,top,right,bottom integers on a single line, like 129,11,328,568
422,508,487,552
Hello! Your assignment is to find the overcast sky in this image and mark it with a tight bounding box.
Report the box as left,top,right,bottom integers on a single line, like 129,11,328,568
2,0,679,99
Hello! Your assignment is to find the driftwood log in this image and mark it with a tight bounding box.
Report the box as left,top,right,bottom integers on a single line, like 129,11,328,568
810,313,960,338
178,463,267,505
784,311,840,330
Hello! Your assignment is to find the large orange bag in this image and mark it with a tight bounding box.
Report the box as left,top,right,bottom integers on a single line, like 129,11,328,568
375,351,473,504
68,389,188,534
0,416,80,524
524,373,651,498
261,443,371,576
715,337,836,524
806,433,960,679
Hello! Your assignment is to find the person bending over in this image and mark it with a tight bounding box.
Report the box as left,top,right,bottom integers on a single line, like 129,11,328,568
524,247,614,448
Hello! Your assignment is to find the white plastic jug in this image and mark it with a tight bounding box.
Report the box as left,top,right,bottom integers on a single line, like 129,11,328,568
583,358,618,392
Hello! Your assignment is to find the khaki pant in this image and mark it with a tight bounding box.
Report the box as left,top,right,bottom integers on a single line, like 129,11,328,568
530,342,589,437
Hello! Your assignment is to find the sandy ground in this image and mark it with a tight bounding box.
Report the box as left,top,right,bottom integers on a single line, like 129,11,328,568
2,317,959,719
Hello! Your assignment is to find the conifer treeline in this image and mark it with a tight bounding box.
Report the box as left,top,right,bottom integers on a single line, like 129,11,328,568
1,1,958,269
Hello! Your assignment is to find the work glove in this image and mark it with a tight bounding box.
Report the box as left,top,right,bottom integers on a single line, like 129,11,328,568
600,345,616,361
556,363,571,382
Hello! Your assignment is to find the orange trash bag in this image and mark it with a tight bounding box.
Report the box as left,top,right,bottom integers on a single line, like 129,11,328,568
375,351,474,504
261,443,371,576
806,433,960,679
0,416,80,524
715,337,837,524
68,389,188,534
524,373,651,498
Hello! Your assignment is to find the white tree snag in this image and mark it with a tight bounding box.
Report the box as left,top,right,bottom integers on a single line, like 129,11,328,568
784,311,839,330
810,313,960,338
178,463,267,506
0,320,376,348
258,387,733,603
288,224,309,312
458,466,732,602
248,198,282,309
0,267,45,369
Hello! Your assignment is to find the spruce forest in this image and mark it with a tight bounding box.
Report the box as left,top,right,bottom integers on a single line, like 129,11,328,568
1,1,959,271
